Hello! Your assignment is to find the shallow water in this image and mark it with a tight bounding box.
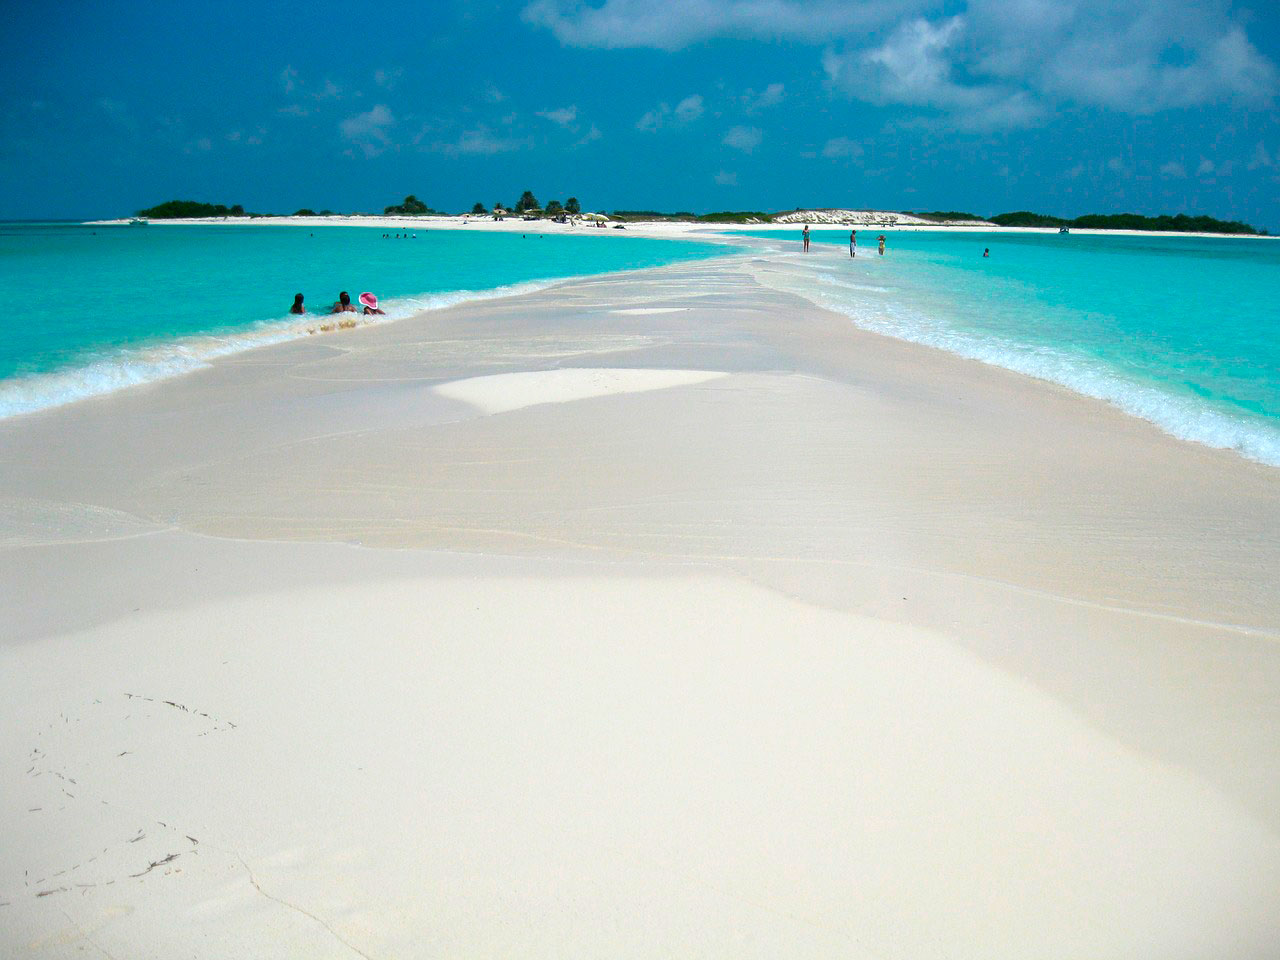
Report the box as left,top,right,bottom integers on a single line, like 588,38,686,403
0,223,724,418
748,228,1280,466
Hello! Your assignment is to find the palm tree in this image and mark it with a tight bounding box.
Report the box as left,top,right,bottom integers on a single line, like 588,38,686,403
565,197,581,215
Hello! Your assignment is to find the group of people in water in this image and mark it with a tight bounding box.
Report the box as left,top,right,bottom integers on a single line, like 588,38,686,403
802,224,990,259
289,291,386,316
801,224,887,258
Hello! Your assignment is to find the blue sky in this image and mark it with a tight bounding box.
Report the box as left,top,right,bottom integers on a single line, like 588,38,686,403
3,0,1279,228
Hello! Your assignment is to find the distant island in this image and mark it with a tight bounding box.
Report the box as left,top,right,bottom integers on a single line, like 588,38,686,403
132,197,1265,235
988,211,1262,235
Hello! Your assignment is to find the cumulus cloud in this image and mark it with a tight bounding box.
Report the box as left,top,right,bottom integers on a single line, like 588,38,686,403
675,94,705,122
526,0,1277,129
723,125,762,153
637,94,704,131
825,16,1042,130
1159,160,1186,178
340,104,395,156
743,82,785,113
536,105,578,126
821,136,863,160
522,0,890,51
1197,157,1216,176
431,125,534,155
714,170,738,185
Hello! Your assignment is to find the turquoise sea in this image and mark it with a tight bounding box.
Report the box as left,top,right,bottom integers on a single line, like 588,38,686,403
0,223,722,418
3,223,1279,468
750,228,1280,467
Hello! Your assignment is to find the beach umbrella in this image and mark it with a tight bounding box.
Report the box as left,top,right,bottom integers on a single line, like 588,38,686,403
582,212,610,222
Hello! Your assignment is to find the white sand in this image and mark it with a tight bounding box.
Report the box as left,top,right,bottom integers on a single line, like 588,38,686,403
433,368,727,415
85,212,1276,241
3,252,1279,958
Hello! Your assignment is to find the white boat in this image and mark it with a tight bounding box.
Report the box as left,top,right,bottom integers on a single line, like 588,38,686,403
128,218,149,227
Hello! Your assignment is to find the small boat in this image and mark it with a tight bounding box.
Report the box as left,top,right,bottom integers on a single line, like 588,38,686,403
128,218,149,227
1058,226,1070,234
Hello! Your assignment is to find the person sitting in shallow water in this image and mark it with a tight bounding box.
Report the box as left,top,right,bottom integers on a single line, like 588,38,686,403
330,291,357,313
290,293,306,314
358,292,385,315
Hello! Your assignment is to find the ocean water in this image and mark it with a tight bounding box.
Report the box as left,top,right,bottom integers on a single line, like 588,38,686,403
748,228,1280,467
0,223,723,418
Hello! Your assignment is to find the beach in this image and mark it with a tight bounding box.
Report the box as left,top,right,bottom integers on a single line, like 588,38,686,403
3,247,1280,958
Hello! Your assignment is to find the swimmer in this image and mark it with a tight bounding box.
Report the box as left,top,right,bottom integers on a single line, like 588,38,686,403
330,291,357,313
358,292,385,315
290,293,306,314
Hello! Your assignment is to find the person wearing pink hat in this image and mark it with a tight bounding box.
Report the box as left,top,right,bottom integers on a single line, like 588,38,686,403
358,291,385,315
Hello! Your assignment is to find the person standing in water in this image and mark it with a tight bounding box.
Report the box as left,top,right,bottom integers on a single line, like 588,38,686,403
802,224,810,252
849,230,857,258
983,247,990,258
289,293,306,314
330,291,357,313
878,234,886,256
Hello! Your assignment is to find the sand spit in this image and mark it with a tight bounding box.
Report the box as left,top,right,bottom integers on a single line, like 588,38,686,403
2,252,1279,958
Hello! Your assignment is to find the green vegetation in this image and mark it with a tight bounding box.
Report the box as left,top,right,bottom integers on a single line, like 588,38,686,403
136,200,246,218
988,211,1070,228
989,210,1259,234
293,208,316,217
545,199,563,215
384,194,439,215
516,190,540,213
909,210,984,222
471,202,486,215
696,211,774,223
565,197,581,215
609,210,773,223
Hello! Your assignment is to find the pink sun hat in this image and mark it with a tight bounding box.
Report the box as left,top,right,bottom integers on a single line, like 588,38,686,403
358,291,379,310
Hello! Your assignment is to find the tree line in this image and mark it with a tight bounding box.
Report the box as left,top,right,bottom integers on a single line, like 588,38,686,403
987,211,1261,234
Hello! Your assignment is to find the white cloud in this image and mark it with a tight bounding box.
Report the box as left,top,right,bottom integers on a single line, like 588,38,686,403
821,136,863,160
522,0,890,51
432,125,534,155
483,84,507,103
278,103,312,117
526,0,1278,128
575,124,603,146
723,125,762,153
636,105,669,131
1197,157,1216,176
714,170,738,185
1159,160,1186,178
743,82,785,113
636,94,703,131
312,79,342,101
675,94,704,122
1248,143,1273,170
536,105,578,126
826,16,1042,130
374,68,403,90
280,65,298,94
340,104,395,157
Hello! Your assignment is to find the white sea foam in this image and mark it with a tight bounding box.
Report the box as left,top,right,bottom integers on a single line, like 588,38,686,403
0,277,569,421
756,260,1280,467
